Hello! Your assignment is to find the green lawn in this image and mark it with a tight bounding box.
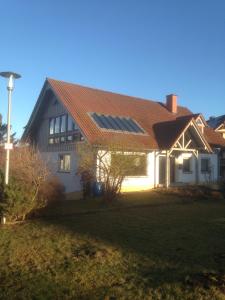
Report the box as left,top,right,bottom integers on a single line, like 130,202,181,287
0,193,225,299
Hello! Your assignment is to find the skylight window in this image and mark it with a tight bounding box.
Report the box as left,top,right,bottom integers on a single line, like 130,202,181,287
91,113,145,134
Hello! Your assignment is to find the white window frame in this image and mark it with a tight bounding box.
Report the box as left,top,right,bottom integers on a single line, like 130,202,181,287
58,154,71,173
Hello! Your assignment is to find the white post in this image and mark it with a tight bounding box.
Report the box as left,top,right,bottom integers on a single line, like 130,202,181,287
166,151,170,188
5,75,13,185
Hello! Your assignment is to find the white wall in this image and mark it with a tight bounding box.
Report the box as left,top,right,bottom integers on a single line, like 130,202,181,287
174,152,218,184
41,149,219,195
175,153,196,184
198,153,218,183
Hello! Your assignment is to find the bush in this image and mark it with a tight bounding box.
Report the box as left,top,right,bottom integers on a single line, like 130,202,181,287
0,146,65,222
38,176,65,203
0,169,46,221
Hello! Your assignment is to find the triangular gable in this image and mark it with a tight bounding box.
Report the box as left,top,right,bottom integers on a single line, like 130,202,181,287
170,119,212,154
22,79,85,141
195,114,207,127
216,122,225,132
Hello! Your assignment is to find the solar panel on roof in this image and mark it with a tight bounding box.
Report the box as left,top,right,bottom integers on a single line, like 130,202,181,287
128,118,145,133
90,113,145,134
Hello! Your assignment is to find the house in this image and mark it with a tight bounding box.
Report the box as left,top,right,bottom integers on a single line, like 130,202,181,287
207,115,225,178
22,78,225,195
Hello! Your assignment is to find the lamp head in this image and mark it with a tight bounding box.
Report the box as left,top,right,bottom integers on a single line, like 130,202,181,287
0,72,21,79
0,72,21,91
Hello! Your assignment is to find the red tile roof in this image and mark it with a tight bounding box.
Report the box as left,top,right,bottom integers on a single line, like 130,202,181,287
48,78,193,150
204,127,225,148
153,117,193,149
24,78,225,150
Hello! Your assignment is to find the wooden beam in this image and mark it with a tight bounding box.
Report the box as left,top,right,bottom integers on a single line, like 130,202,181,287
182,133,185,148
169,148,197,155
177,140,182,149
185,139,192,149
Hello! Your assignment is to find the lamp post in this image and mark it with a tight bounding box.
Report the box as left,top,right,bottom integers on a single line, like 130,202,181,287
0,72,21,185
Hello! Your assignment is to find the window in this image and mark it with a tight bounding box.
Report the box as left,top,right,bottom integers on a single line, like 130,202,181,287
91,113,145,134
60,136,66,143
183,158,191,173
49,119,54,135
49,137,54,144
54,137,60,144
60,115,67,133
54,117,60,134
67,135,73,142
201,158,210,173
111,154,147,176
59,154,71,172
48,114,81,144
68,115,75,131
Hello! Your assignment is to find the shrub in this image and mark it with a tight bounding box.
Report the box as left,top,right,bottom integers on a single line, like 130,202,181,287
38,176,65,203
0,169,47,221
0,146,64,222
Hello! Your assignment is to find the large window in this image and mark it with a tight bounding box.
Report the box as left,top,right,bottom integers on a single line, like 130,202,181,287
201,158,210,173
111,153,147,176
48,114,82,144
54,117,60,134
68,115,75,131
49,118,54,135
183,158,191,173
61,115,67,133
59,154,71,172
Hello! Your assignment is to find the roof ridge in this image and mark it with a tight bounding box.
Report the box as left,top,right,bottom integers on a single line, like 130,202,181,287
47,77,188,109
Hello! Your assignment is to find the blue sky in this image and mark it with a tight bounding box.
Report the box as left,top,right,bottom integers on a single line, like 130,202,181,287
0,0,224,138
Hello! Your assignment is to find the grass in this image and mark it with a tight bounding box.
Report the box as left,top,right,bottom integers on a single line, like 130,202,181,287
0,192,225,299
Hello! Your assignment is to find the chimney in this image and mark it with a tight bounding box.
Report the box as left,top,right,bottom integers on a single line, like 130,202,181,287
166,94,177,114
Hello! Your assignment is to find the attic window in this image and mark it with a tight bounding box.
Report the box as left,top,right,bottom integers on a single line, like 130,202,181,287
90,113,145,134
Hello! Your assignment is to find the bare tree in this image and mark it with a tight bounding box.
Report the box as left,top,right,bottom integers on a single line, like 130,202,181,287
76,140,147,201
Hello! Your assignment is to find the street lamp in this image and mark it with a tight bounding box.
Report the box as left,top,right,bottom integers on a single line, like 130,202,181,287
0,71,21,185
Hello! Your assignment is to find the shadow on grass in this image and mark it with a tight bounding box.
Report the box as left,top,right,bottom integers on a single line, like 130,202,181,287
39,199,225,295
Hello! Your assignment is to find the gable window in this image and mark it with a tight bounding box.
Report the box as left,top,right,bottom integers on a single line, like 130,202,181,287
60,115,67,133
54,137,60,144
49,137,54,144
49,118,55,135
48,114,82,144
111,153,147,176
183,158,191,173
68,115,75,131
54,117,60,134
60,136,66,143
201,158,210,173
59,154,71,172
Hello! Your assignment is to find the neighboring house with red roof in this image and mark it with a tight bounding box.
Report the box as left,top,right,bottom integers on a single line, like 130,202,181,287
22,78,225,195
